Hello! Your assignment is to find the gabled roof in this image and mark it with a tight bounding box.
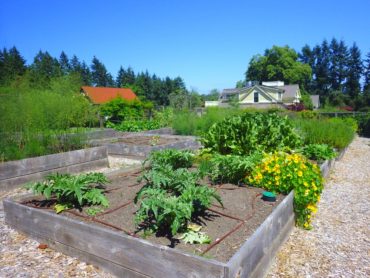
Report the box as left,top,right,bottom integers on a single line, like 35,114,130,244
281,85,299,101
81,86,137,104
220,83,299,103
238,85,280,102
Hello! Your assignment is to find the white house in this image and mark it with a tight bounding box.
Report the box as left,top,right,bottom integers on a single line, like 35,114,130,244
205,81,301,109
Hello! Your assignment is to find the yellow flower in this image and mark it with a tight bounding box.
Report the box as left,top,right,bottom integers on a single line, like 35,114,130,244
297,171,303,177
307,204,317,214
303,181,308,187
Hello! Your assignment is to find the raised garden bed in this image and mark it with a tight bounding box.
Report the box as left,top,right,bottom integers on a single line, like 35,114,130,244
4,167,294,278
0,146,108,192
97,134,201,157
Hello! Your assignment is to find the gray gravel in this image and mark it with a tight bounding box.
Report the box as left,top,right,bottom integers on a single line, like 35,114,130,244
267,136,370,278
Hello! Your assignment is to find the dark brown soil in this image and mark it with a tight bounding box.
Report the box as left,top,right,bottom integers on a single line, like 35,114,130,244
24,169,285,263
116,136,180,146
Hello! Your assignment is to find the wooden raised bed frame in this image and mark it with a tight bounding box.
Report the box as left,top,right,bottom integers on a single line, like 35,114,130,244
4,188,294,278
3,142,346,277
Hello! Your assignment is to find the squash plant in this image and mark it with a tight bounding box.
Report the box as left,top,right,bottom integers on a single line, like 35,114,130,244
26,172,109,214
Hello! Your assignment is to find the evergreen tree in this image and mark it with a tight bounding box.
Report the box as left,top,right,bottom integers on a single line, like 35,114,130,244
298,44,315,91
70,55,81,72
299,44,315,68
29,50,61,88
59,51,71,75
329,38,348,91
313,40,331,97
0,46,27,85
116,66,125,87
90,56,114,87
345,43,362,98
67,55,92,85
124,67,136,85
173,76,187,92
80,61,92,85
135,71,154,100
363,52,370,93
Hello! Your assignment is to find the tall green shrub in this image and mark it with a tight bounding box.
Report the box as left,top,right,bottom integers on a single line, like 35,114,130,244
201,113,302,155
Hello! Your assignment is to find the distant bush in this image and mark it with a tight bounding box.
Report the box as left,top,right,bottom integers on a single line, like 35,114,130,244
172,107,242,135
355,113,370,137
0,86,97,161
100,97,153,122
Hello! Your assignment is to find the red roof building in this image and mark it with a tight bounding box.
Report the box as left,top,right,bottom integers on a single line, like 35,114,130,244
81,86,137,104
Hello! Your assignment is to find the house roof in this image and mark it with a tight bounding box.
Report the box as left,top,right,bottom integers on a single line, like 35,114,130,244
81,86,137,104
281,85,299,101
310,95,320,107
221,83,299,104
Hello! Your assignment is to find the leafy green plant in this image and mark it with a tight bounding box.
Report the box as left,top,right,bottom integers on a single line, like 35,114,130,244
201,112,302,155
136,165,200,198
248,152,323,229
135,188,192,235
178,231,211,244
135,182,221,236
26,172,109,214
107,119,161,132
135,158,222,236
202,152,263,184
145,149,194,170
298,144,337,161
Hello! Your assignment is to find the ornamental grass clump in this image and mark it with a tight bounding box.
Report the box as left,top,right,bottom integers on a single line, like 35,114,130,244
248,152,323,229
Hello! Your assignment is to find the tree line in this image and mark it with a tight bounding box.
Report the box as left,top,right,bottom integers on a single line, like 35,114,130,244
0,47,202,106
244,38,370,110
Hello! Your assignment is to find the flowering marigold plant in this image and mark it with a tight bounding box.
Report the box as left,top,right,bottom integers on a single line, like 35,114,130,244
247,152,323,229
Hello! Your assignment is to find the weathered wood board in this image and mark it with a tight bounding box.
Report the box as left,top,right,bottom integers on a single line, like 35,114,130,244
0,146,108,191
4,198,227,278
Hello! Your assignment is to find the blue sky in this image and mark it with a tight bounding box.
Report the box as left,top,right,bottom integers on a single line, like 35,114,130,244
1,0,369,93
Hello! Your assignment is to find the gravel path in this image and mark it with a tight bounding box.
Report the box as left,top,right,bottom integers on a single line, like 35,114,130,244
1,138,369,277
268,136,370,278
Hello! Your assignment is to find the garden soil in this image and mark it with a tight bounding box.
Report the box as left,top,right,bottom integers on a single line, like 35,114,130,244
23,169,284,263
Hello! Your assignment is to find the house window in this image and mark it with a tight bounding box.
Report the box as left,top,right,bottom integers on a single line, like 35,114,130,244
254,92,259,103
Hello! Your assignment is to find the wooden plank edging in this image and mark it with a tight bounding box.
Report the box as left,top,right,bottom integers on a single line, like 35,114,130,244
226,191,295,278
3,198,227,278
0,146,108,191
